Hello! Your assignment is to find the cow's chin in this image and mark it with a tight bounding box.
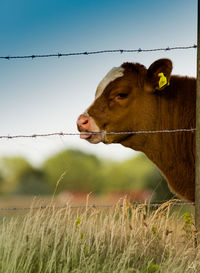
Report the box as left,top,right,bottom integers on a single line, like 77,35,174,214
105,132,135,145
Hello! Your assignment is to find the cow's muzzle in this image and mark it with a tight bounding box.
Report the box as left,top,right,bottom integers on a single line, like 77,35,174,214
77,113,106,144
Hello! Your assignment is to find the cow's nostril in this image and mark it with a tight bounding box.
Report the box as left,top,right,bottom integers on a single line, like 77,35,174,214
82,119,88,125
77,114,90,130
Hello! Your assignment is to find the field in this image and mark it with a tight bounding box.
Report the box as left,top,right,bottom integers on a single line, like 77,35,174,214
0,199,199,273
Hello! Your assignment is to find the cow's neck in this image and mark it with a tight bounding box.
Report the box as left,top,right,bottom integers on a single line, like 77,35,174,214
122,132,195,201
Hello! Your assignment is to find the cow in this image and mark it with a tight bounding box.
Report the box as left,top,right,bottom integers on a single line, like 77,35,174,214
77,59,196,202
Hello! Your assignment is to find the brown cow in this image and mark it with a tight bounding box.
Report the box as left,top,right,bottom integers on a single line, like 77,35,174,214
77,59,196,201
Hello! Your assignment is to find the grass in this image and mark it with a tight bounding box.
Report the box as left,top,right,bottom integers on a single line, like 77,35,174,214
0,199,199,273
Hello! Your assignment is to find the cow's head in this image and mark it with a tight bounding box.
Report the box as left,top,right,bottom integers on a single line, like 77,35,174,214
77,59,172,147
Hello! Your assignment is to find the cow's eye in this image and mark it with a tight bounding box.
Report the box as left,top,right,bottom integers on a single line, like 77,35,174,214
116,93,128,99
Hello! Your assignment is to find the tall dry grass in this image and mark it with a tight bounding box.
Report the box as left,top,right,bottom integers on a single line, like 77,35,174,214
0,199,199,273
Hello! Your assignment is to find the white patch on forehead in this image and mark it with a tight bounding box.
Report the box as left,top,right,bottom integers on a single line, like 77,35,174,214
95,67,125,98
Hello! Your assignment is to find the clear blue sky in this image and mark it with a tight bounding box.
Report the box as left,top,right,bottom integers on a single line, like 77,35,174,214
0,0,198,165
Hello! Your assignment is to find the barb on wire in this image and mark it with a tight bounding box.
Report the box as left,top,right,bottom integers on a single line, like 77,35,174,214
0,45,197,60
0,128,196,140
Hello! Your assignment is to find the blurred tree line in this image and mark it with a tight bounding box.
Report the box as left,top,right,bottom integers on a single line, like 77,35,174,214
0,149,174,201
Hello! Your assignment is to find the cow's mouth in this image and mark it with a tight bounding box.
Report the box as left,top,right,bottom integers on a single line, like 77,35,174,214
80,131,98,140
80,131,92,140
79,131,106,144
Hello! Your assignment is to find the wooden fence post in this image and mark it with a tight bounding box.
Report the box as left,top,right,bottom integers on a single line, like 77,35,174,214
195,0,200,246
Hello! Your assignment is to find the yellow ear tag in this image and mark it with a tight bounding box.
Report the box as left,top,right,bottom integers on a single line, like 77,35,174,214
158,72,169,89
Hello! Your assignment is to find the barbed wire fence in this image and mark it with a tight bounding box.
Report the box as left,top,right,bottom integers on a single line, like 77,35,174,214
0,201,195,211
0,44,197,60
0,128,196,140
0,43,197,211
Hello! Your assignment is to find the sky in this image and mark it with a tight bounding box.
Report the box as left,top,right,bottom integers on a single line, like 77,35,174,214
0,0,198,166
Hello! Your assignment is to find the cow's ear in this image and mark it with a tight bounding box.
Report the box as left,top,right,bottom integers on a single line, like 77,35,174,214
145,59,173,92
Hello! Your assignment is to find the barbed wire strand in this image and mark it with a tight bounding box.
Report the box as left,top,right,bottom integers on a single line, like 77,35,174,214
0,45,197,60
0,128,196,140
0,202,194,211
